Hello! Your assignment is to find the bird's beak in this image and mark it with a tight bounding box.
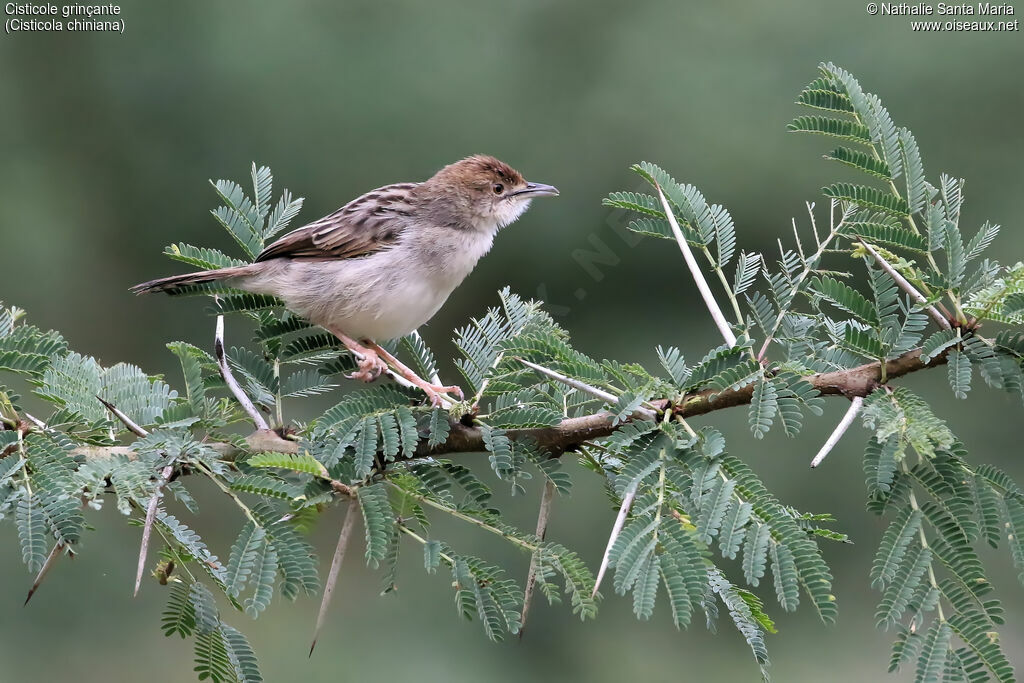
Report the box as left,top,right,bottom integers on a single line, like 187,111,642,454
513,182,560,198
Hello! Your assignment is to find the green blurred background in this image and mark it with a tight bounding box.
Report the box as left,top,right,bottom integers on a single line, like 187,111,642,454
1,1,1022,681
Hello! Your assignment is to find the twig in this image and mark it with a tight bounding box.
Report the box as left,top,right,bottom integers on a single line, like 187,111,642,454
310,497,359,657
592,487,636,598
215,315,270,431
520,479,556,639
858,239,950,330
135,464,174,596
91,396,172,598
655,182,737,347
24,541,67,605
97,396,148,437
758,199,850,359
517,358,657,421
397,523,455,564
810,396,864,468
387,481,537,552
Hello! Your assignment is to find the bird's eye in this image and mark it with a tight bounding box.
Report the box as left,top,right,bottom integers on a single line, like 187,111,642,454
492,183,504,195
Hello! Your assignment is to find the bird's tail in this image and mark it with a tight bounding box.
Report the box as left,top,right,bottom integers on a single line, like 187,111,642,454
130,265,257,295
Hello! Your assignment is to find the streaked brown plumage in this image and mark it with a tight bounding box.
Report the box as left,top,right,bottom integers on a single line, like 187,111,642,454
132,155,558,405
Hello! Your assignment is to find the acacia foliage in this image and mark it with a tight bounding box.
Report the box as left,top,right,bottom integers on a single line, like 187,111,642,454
1,64,1022,682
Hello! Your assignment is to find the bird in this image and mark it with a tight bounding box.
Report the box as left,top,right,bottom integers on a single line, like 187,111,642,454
131,155,559,406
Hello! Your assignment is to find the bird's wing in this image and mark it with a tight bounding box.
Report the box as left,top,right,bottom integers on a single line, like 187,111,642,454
255,183,420,262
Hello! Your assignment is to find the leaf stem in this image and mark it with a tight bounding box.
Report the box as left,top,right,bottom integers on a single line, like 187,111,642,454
386,481,537,553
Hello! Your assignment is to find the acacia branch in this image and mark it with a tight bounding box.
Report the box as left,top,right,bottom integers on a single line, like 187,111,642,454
71,347,946,465
421,346,946,456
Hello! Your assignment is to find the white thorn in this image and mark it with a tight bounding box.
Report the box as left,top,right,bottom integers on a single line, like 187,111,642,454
655,183,737,348
592,488,636,598
810,396,864,468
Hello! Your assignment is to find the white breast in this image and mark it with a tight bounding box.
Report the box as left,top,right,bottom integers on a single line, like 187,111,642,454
243,227,497,341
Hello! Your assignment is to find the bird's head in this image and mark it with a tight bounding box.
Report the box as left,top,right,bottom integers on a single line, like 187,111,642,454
423,155,559,231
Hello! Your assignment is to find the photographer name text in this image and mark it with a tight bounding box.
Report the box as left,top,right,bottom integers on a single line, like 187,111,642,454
878,2,1012,14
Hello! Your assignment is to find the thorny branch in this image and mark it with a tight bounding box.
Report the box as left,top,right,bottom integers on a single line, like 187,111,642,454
69,346,948,467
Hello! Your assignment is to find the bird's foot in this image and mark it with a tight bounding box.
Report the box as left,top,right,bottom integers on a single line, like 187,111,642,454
415,380,464,408
346,347,388,383
367,342,464,406
328,328,389,383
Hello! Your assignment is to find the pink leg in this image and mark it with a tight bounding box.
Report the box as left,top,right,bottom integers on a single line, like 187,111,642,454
369,343,464,407
328,329,388,383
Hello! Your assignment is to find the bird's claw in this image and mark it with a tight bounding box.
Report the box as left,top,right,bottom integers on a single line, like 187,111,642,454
421,383,464,407
346,350,388,383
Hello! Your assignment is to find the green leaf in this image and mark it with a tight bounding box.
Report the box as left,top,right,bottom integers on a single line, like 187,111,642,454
732,251,761,297
603,191,662,218
16,494,48,573
841,218,929,253
823,183,909,216
742,523,771,587
164,243,247,271
841,325,887,360
696,478,735,544
965,221,1000,262
898,128,926,215
718,500,753,560
864,435,901,499
944,222,967,289
194,626,234,683
162,580,197,637
868,507,925,589
797,87,853,113
875,545,931,629
251,502,319,600
248,452,324,477
221,623,263,683
920,329,958,364
168,342,209,414
210,178,262,259
748,375,777,439
916,619,952,683
947,349,972,399
424,540,441,573
631,552,660,620
824,146,891,180
243,540,278,618
358,483,395,568
788,115,871,144
230,474,304,501
708,568,770,676
769,540,800,612
811,275,879,326
427,408,451,449
225,522,266,598
1003,496,1024,586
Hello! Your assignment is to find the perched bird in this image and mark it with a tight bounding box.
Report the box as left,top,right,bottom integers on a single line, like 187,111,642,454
132,155,559,405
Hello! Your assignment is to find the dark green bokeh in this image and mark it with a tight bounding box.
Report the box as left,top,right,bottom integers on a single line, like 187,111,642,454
1,2,1022,680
